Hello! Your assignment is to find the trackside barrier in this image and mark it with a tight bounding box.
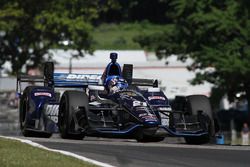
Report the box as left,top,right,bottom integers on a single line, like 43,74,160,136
216,134,225,145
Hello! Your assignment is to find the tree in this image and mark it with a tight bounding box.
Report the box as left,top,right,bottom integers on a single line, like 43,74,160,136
0,0,117,74
135,0,250,112
98,0,170,24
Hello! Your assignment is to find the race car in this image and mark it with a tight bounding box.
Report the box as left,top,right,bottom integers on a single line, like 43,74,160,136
17,53,217,144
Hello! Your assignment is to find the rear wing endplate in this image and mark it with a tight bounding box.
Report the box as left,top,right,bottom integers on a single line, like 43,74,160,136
16,74,45,96
16,73,102,94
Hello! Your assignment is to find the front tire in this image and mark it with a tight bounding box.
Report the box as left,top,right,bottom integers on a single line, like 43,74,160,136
184,95,215,144
58,91,88,139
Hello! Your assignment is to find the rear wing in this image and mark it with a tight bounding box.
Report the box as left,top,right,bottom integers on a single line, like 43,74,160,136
132,78,158,87
53,73,102,87
17,73,102,93
123,64,158,87
17,75,44,82
16,62,103,95
17,62,158,95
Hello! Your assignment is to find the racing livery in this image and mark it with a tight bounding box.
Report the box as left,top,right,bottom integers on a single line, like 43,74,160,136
17,53,217,144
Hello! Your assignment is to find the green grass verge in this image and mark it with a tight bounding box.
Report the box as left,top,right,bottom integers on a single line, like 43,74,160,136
0,138,97,167
93,22,168,50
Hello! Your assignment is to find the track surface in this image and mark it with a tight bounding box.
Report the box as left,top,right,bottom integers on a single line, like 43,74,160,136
20,136,250,167
1,101,249,166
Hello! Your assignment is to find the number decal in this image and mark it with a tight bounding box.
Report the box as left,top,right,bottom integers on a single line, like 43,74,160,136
45,104,59,123
160,113,169,126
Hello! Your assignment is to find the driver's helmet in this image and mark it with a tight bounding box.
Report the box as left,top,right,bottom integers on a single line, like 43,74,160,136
106,76,128,94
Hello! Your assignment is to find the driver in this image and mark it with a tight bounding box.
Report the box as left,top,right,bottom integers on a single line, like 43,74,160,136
102,53,128,94
106,76,128,94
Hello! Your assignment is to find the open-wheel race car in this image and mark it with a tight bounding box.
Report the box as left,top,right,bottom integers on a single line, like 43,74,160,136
17,53,217,144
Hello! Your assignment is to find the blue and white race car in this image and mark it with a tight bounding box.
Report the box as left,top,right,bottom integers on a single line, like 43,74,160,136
17,53,217,144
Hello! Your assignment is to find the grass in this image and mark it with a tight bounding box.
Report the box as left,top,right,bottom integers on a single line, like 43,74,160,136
0,138,97,167
93,22,168,50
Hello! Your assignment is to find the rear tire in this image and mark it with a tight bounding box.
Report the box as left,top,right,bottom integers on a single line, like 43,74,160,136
58,91,88,140
184,95,215,144
19,86,52,138
19,91,32,137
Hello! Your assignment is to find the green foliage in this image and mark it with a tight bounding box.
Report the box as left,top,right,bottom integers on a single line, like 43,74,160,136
93,22,168,49
136,0,250,106
0,0,117,74
0,138,97,167
97,0,170,24
0,0,170,73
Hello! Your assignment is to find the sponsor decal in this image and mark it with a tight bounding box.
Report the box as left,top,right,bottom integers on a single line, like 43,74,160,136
133,101,147,107
148,96,166,101
34,92,52,97
158,107,172,111
141,114,158,121
136,107,151,113
139,113,148,117
66,74,101,80
45,104,59,123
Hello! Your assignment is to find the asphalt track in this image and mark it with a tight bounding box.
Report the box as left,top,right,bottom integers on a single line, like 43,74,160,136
19,135,250,167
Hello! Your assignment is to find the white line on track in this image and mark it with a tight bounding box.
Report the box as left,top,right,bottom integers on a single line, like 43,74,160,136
0,136,115,167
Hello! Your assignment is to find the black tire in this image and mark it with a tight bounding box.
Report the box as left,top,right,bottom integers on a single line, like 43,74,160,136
19,86,52,138
184,95,215,144
58,91,88,140
19,89,31,137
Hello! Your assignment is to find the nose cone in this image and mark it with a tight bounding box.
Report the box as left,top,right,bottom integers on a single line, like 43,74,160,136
144,121,159,127
141,114,159,127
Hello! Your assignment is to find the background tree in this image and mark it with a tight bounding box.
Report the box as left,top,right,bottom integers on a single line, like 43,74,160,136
135,0,250,112
0,0,118,74
97,0,170,24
